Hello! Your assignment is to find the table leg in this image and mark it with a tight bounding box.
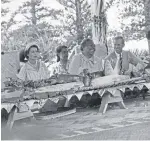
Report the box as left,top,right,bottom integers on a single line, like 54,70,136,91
99,93,109,114
99,90,127,114
6,105,17,130
64,99,70,107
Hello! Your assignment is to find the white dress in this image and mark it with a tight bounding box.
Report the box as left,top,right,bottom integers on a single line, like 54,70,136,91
17,61,50,81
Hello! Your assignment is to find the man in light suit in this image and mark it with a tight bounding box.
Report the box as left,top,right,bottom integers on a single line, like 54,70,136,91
104,36,146,76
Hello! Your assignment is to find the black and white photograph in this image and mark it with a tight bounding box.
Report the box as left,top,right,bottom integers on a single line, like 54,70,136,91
1,0,150,140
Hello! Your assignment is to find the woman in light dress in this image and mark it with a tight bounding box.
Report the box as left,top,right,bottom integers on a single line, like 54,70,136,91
50,45,69,76
68,38,105,107
68,38,104,76
17,43,49,81
49,45,71,108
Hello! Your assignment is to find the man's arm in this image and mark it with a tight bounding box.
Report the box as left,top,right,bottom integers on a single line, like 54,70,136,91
128,51,146,67
128,51,147,76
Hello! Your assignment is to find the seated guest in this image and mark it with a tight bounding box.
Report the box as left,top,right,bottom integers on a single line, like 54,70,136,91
68,38,104,75
49,45,70,108
68,38,104,107
17,43,50,81
50,45,69,76
104,36,146,76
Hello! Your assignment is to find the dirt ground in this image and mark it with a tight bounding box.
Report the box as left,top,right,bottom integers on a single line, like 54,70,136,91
2,96,150,140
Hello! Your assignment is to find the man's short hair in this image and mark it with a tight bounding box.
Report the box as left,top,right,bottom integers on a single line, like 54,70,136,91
80,38,95,51
146,31,150,40
114,36,125,45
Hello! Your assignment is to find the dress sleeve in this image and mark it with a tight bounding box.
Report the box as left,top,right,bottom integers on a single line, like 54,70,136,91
68,55,81,75
16,64,27,81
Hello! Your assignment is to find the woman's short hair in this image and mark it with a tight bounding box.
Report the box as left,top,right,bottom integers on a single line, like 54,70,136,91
56,45,68,62
24,43,39,59
80,38,95,51
146,31,150,40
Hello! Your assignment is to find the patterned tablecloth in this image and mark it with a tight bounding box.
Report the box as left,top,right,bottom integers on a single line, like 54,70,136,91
1,75,150,113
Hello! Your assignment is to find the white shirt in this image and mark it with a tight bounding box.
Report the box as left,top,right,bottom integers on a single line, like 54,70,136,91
115,51,122,59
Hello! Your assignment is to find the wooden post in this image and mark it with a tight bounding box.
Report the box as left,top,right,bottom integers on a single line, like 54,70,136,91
90,0,108,58
144,0,150,54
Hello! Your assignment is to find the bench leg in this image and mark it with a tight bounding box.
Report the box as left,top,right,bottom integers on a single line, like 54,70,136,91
118,101,127,109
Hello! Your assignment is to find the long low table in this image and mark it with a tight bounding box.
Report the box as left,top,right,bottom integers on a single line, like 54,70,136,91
2,75,150,114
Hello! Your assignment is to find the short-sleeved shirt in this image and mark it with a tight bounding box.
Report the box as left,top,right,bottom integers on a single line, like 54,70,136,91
49,62,69,76
68,53,104,75
16,61,50,81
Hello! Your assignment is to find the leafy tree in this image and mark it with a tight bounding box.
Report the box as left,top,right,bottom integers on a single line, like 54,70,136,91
56,0,92,44
1,0,64,52
116,0,150,40
1,0,10,17
18,0,62,25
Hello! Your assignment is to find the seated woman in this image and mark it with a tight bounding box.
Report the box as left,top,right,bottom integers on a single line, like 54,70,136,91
49,45,70,108
49,45,69,76
68,38,104,76
17,43,49,81
68,39,104,107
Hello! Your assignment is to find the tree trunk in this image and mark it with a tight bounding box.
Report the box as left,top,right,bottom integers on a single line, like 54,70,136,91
31,0,37,25
144,0,150,54
75,0,84,44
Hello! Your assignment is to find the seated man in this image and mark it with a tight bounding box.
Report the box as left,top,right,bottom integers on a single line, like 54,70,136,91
104,36,146,76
